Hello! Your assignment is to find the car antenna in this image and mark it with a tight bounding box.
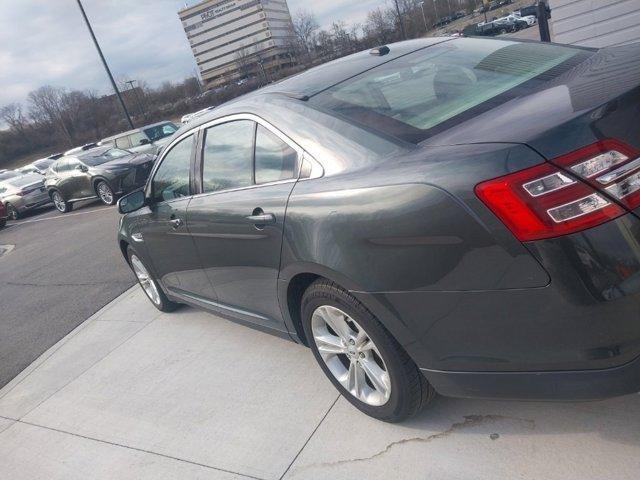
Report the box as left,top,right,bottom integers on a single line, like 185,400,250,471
370,46,390,56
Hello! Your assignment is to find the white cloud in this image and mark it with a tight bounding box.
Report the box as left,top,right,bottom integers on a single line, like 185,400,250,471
0,0,382,107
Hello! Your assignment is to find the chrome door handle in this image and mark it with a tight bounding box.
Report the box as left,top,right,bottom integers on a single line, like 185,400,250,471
246,213,275,224
169,218,183,229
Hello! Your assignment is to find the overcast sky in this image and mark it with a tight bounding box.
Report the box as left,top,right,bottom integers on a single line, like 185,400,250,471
0,0,385,109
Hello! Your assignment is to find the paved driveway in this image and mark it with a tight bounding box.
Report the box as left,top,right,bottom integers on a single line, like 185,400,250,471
0,287,638,479
0,202,135,388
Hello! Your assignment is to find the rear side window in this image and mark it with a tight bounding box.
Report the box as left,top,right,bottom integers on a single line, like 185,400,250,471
128,132,147,147
311,38,588,143
255,125,298,184
202,120,254,193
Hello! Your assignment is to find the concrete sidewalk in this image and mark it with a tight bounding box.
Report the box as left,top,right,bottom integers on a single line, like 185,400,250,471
1,287,639,480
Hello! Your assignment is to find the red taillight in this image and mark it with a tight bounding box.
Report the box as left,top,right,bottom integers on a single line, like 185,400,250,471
476,163,624,241
476,139,640,241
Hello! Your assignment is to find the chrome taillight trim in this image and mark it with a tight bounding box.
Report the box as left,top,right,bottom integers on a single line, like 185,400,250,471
596,156,640,184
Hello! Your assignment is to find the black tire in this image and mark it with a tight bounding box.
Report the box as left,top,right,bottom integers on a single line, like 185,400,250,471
0,218,6,228
51,191,73,213
5,203,19,221
95,180,116,206
127,247,179,313
301,279,435,422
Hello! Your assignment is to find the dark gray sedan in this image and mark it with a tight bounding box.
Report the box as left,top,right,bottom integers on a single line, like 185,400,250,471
117,37,640,421
45,147,155,213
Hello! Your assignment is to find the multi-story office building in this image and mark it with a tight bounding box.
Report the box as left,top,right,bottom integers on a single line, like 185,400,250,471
178,0,297,88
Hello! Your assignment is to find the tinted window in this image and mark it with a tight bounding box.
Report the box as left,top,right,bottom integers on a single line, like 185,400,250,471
144,123,178,142
115,136,131,149
311,38,587,142
128,132,147,146
202,121,254,193
151,136,193,203
254,125,298,184
55,159,70,172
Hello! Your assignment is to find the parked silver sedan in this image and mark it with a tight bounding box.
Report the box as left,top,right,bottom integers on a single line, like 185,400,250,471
0,173,52,220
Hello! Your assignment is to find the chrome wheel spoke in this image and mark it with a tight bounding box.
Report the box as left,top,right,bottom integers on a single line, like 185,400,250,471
315,306,352,341
360,357,390,398
131,255,160,306
315,334,346,355
346,361,365,399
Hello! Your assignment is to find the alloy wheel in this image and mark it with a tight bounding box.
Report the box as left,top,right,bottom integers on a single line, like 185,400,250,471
130,254,161,306
6,204,18,221
311,305,391,406
52,192,65,212
97,182,114,205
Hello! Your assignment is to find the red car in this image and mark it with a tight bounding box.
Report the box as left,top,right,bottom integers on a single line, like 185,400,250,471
0,201,7,228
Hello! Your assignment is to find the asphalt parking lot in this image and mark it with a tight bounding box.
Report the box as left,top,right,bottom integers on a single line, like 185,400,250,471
0,201,134,388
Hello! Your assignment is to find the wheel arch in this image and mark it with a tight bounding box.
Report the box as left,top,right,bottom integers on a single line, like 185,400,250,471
279,262,415,351
92,176,113,194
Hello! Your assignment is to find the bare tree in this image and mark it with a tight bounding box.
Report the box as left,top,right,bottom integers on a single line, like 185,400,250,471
363,7,396,46
0,103,30,144
293,9,320,62
235,45,254,80
28,86,75,145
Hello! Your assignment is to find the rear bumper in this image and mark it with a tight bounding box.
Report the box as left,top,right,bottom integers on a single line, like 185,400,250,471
421,355,640,400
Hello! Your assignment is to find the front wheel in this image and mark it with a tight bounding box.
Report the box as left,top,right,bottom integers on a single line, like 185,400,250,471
6,203,19,221
96,181,116,205
127,247,179,312
51,191,73,213
301,279,435,422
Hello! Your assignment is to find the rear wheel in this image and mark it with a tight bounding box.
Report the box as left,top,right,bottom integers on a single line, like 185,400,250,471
127,247,179,312
96,181,116,205
51,191,73,213
6,203,19,221
0,218,6,228
301,279,435,422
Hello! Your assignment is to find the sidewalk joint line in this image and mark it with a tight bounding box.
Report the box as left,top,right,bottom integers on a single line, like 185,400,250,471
278,394,340,480
16,419,267,480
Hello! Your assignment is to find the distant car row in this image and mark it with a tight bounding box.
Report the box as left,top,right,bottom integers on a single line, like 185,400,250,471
463,7,538,37
0,120,179,227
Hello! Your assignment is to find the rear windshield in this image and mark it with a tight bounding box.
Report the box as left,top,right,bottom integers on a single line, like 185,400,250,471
310,38,590,143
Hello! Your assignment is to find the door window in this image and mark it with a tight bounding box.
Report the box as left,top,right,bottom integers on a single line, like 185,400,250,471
202,120,254,193
254,125,298,184
150,135,193,203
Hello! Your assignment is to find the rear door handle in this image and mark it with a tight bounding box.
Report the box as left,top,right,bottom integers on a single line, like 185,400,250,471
169,218,184,229
246,213,276,224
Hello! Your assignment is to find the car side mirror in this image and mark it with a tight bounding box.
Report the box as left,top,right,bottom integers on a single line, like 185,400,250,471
76,164,89,173
139,138,150,145
118,189,147,214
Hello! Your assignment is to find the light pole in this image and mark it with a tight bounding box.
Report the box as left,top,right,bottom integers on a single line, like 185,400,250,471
75,0,134,129
419,1,428,31
393,0,407,40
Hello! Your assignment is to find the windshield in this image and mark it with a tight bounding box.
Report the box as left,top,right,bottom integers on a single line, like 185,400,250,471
0,171,19,181
6,174,42,188
82,148,131,166
310,38,589,143
143,123,178,142
33,159,54,170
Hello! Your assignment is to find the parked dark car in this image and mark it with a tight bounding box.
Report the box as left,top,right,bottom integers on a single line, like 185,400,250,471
0,173,51,220
45,147,155,213
519,5,539,17
0,200,7,228
117,37,640,422
465,21,514,36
